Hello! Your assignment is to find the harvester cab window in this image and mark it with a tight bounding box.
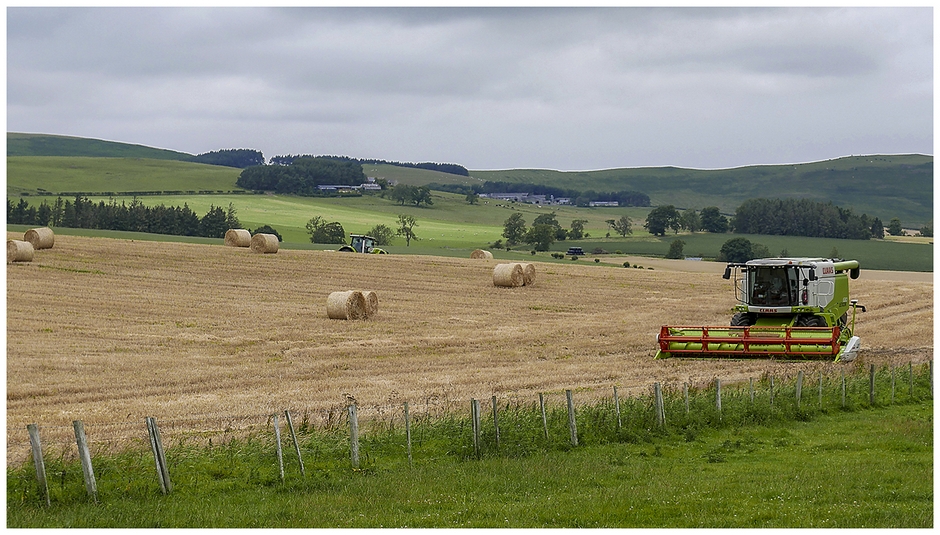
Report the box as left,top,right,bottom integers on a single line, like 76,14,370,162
749,267,798,306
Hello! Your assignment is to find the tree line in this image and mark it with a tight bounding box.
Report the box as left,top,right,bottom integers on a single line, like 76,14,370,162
236,157,367,195
7,196,244,239
642,199,905,241
731,198,885,240
189,149,265,168
269,154,469,177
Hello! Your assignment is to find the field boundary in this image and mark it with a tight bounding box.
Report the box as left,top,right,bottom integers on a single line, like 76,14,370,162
10,361,932,507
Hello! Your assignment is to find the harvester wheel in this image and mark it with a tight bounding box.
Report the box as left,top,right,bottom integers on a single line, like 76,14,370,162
796,315,826,328
731,312,754,326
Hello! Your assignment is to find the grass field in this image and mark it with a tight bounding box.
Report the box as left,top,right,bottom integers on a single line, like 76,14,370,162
9,185,933,271
6,393,932,527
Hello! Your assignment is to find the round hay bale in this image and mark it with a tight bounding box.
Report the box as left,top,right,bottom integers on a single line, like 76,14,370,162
362,290,379,318
224,229,251,247
493,263,524,287
470,249,493,259
7,240,34,263
24,227,54,250
250,233,279,254
327,290,368,320
520,262,536,286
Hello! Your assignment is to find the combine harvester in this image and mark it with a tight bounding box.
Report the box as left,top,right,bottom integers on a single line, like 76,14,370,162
656,258,866,362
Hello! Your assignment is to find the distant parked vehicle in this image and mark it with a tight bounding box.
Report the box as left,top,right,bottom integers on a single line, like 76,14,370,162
566,247,585,256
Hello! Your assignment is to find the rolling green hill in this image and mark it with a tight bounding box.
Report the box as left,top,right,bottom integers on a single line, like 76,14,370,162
470,155,933,225
5,133,933,271
8,132,193,160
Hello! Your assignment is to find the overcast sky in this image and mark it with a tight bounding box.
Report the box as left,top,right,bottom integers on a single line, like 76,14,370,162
6,6,933,171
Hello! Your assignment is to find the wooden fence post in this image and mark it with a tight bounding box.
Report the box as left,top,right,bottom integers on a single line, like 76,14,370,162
471,399,481,459
404,402,413,468
715,378,722,416
72,420,97,503
749,378,754,404
930,360,933,398
684,383,689,415
538,393,548,440
842,370,845,409
869,364,876,406
565,390,578,446
841,370,847,409
909,361,914,399
796,371,803,410
654,383,665,428
348,404,360,469
891,366,896,404
491,396,500,450
26,424,50,507
146,417,172,494
818,371,823,409
272,414,285,482
770,376,775,406
284,410,305,477
613,386,622,429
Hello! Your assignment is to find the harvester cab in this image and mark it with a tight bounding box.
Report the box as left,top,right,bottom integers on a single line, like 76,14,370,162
656,258,866,362
339,235,388,254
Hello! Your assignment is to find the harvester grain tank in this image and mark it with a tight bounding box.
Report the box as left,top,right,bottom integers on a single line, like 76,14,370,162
655,258,866,362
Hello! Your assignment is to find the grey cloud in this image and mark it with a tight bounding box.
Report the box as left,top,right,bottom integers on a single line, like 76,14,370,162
7,6,931,169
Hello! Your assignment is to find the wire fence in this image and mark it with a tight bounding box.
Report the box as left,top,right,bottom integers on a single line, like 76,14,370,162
9,360,933,507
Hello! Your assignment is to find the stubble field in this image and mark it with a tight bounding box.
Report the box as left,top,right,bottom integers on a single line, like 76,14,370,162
6,234,933,465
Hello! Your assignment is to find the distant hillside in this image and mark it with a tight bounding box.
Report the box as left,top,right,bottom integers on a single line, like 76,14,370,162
7,133,932,227
8,133,194,160
469,155,933,226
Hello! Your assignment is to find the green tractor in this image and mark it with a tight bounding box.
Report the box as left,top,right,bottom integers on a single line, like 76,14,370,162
339,234,388,254
656,258,866,362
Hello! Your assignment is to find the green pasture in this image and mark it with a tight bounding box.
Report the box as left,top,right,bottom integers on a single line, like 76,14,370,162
472,154,934,224
11,188,932,271
7,156,244,197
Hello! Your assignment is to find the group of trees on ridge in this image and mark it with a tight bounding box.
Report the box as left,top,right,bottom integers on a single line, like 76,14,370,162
235,157,366,195
642,199,903,241
270,154,468,177
190,148,469,177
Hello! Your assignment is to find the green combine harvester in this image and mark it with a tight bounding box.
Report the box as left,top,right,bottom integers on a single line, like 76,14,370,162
656,258,866,362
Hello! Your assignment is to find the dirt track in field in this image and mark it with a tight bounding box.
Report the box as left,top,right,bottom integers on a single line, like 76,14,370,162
6,234,933,464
